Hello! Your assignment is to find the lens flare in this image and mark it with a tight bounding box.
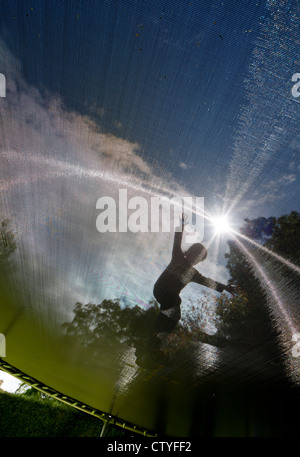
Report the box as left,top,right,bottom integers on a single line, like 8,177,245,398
211,215,231,235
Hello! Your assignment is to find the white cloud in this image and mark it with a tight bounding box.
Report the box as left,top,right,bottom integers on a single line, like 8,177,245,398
281,173,297,185
179,162,189,170
290,134,300,151
264,173,296,189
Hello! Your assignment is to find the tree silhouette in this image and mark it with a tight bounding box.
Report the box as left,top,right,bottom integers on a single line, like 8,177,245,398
62,299,160,354
170,211,300,353
216,211,299,348
0,218,17,292
0,218,17,265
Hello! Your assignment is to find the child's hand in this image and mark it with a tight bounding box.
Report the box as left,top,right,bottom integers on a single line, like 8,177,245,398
180,212,188,228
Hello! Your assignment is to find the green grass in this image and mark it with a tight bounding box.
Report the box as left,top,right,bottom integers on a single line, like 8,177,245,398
0,390,123,437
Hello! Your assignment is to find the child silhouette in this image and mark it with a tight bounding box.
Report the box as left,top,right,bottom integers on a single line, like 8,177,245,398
152,213,237,350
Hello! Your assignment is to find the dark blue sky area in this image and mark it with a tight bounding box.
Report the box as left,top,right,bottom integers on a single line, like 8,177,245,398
1,0,299,220
0,2,262,164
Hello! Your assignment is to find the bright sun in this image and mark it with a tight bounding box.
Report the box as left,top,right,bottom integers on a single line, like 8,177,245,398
212,215,231,234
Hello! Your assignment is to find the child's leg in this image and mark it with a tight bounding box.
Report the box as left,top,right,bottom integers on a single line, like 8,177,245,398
153,305,181,335
135,298,181,365
151,295,181,348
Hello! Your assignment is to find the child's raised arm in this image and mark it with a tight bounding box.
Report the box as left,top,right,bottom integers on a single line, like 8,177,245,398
172,213,185,259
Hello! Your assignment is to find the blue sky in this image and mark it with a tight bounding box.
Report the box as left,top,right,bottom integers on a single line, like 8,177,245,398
1,0,298,214
0,371,21,393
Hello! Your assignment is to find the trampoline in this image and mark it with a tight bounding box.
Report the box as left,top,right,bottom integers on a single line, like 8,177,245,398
0,0,300,437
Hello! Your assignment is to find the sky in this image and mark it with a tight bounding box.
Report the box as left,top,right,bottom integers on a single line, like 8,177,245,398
1,0,298,213
0,370,21,393
0,0,299,381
